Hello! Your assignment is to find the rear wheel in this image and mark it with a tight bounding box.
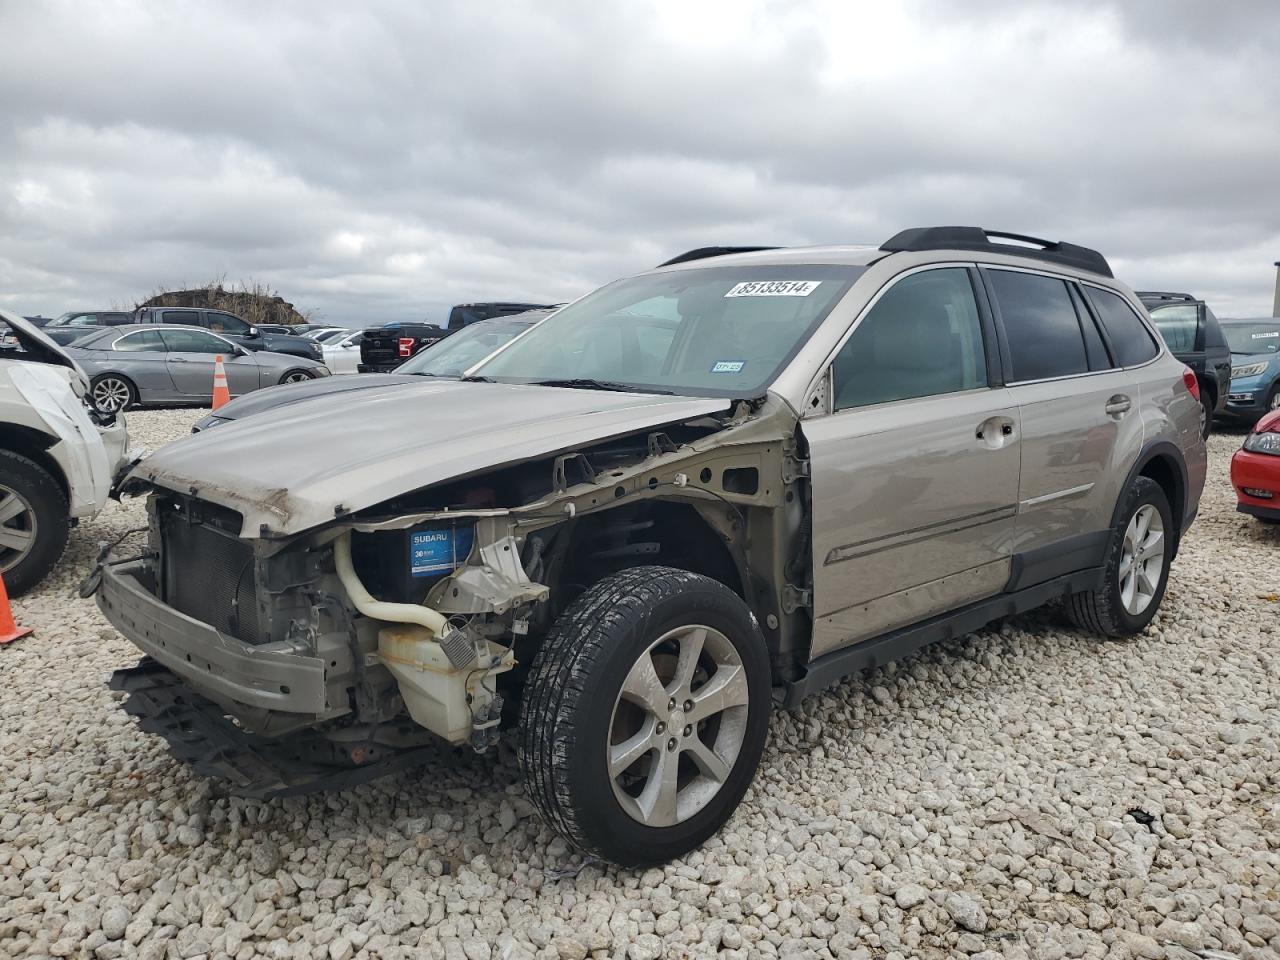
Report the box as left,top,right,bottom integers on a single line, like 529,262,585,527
1066,477,1172,637
518,566,771,866
278,369,314,385
0,451,69,596
90,374,136,414
1199,389,1213,438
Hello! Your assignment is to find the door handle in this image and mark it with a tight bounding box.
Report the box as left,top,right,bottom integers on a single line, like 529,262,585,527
170,357,188,363
1105,395,1131,416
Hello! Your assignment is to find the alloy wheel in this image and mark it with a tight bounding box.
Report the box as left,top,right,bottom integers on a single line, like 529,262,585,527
608,624,749,827
1118,504,1164,616
0,484,38,572
283,371,311,384
1270,392,1280,411
92,377,130,412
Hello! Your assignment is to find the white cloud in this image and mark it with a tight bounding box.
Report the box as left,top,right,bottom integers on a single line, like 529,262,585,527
0,0,1277,322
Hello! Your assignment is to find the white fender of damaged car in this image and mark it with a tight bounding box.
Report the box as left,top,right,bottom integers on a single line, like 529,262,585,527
6,363,118,516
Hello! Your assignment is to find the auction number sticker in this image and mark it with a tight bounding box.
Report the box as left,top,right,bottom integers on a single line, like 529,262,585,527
1252,331,1280,339
724,280,822,298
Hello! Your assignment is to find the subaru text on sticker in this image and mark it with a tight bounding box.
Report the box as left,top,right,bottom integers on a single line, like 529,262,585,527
97,228,1204,867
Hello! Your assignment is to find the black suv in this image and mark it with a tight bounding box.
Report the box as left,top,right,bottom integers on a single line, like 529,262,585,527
134,308,322,362
446,301,555,331
1138,291,1230,436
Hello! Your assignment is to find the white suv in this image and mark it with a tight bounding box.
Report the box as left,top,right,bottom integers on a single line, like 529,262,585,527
0,310,130,594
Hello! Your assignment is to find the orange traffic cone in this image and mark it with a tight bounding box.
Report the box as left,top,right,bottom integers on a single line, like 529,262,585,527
0,573,31,644
212,355,231,410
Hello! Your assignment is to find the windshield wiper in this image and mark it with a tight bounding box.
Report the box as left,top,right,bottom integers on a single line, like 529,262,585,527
529,378,672,395
460,374,493,382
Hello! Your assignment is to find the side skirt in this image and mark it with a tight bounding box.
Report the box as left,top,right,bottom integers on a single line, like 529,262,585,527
778,566,1103,708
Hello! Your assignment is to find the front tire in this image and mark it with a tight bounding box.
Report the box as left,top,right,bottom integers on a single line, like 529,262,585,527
1066,476,1172,637
518,566,771,866
0,451,69,596
90,374,136,414
278,369,314,385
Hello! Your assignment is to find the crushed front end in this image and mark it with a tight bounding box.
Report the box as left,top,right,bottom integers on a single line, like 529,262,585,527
100,492,547,797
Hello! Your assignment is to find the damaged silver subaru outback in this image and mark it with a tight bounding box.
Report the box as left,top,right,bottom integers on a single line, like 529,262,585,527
99,227,1206,866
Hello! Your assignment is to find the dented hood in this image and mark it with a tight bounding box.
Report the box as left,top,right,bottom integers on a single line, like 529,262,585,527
131,379,729,536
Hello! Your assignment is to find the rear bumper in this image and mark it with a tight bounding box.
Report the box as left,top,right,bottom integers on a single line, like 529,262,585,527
97,558,327,714
1230,448,1280,517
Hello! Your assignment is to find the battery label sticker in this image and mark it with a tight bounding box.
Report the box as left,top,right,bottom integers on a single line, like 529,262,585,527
710,360,745,373
410,525,475,577
724,280,821,298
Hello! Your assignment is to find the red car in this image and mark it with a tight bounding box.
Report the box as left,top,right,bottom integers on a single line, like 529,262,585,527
1231,409,1280,522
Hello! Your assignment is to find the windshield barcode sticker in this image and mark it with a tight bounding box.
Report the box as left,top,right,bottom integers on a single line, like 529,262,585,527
710,361,745,373
724,280,821,298
1252,332,1279,339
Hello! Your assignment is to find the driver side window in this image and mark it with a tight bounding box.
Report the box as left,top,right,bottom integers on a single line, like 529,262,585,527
207,312,250,335
831,268,987,411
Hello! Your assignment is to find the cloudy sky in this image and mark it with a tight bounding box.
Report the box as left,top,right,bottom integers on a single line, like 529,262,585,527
2,0,1278,323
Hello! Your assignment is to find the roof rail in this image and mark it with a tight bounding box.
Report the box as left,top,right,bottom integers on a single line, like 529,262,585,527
659,246,780,267
1135,291,1196,302
879,227,1113,278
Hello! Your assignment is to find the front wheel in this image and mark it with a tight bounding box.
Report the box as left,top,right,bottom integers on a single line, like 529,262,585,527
278,369,314,385
518,567,771,866
1066,476,1172,636
0,451,70,596
90,374,136,414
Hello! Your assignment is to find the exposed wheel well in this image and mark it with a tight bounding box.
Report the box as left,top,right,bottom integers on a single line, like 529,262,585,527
1137,453,1185,548
543,501,745,621
0,424,69,503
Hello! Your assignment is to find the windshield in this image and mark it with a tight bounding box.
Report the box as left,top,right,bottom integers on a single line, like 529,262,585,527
314,329,350,344
1224,323,1280,354
399,319,535,378
474,265,862,396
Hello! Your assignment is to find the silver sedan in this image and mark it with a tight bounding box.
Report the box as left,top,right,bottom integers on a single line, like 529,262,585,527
63,324,330,413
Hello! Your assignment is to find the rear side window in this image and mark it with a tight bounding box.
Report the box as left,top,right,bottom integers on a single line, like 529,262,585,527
207,312,251,335
987,270,1087,382
1085,288,1160,366
832,268,987,410
1149,304,1198,353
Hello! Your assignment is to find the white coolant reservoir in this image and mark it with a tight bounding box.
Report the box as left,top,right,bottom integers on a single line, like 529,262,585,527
377,625,514,744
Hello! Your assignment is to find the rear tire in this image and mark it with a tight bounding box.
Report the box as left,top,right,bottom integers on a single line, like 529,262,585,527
1199,390,1213,439
1065,477,1172,637
0,451,69,596
518,566,771,867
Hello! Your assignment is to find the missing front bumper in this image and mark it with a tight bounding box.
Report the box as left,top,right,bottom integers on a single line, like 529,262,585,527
109,660,442,798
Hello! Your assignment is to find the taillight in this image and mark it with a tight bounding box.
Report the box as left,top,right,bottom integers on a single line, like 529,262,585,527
1182,367,1200,402
398,337,415,358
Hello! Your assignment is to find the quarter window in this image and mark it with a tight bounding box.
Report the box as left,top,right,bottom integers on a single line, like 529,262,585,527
1148,304,1198,354
831,268,987,410
1085,287,1160,366
988,270,1088,382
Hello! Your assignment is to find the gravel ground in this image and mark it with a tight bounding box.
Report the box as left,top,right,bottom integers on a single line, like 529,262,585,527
2,409,1279,960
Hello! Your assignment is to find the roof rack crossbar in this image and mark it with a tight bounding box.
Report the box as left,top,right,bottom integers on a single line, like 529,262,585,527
879,226,1113,278
659,246,780,267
